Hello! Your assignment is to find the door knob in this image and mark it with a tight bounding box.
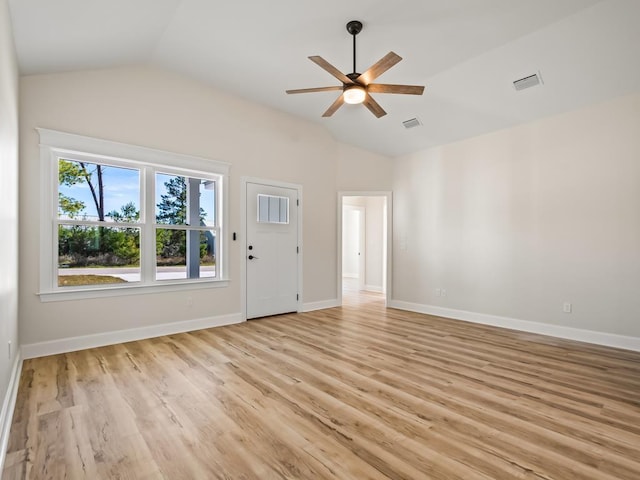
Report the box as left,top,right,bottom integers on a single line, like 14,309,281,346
248,255,259,260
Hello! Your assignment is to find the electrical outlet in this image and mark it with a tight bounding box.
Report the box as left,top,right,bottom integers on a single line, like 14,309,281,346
441,289,447,297
435,288,441,297
563,302,572,313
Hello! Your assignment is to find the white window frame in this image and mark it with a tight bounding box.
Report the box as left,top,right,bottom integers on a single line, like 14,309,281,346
38,128,230,302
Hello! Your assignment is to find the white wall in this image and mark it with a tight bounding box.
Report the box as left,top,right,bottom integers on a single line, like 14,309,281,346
336,143,393,191
342,205,362,278
0,0,20,441
19,66,393,347
392,92,640,340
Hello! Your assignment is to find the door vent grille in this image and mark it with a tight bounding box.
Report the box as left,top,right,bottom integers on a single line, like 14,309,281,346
402,117,422,129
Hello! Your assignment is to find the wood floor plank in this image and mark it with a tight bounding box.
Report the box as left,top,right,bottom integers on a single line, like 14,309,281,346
4,290,640,479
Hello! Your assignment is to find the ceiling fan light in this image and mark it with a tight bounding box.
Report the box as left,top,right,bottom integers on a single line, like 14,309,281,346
343,85,366,104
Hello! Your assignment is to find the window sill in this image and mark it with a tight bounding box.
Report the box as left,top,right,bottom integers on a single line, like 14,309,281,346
38,278,230,302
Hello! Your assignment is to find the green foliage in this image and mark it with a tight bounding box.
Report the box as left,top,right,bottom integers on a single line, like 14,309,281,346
155,176,211,262
58,193,85,219
59,159,84,186
58,160,87,218
59,158,106,220
58,225,140,267
58,159,140,266
156,228,185,259
157,176,187,224
156,176,187,260
107,201,139,222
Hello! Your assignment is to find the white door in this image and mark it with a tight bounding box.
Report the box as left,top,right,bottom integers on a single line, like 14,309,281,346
246,182,299,319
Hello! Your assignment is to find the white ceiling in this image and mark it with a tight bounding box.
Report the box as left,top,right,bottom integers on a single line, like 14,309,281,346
8,0,640,157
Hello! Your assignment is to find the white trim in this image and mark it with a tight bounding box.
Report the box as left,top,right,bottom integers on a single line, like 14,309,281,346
303,299,341,312
38,279,230,302
21,313,243,359
389,300,640,352
0,353,23,473
220,170,230,281
241,177,303,320
338,191,392,307
37,128,230,172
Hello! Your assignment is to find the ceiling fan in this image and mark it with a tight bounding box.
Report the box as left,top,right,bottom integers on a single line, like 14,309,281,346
286,20,425,118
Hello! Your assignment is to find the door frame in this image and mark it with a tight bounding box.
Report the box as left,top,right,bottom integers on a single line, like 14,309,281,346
337,191,392,306
241,177,303,321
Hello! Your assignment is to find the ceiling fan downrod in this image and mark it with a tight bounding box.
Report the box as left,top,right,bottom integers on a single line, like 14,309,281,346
346,20,363,77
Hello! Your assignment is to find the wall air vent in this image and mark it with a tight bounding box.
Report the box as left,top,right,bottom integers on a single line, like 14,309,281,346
513,72,543,91
402,117,422,129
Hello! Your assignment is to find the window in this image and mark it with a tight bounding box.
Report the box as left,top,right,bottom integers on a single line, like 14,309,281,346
154,172,217,281
39,129,229,300
57,159,142,286
257,194,289,224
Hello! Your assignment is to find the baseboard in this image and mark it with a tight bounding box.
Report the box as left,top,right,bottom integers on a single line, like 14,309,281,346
388,300,640,352
21,313,244,359
364,284,384,293
302,299,341,312
0,352,23,473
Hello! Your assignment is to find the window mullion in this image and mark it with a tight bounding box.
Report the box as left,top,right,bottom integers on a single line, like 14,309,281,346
56,219,142,229
142,166,156,284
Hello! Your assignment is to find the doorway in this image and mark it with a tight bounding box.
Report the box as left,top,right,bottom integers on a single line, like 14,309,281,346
338,192,392,306
243,179,302,319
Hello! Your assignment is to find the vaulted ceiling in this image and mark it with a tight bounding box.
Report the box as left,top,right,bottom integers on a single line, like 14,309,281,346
8,0,640,157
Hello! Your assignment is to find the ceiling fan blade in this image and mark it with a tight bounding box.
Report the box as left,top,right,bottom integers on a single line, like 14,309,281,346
358,52,402,85
286,86,343,94
367,84,425,95
308,56,355,85
322,95,345,117
363,94,387,118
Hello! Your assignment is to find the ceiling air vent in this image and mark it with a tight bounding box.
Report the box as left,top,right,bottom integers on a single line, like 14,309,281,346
513,72,543,91
402,117,422,129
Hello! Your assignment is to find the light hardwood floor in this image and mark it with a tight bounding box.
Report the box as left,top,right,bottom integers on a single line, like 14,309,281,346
4,289,640,479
